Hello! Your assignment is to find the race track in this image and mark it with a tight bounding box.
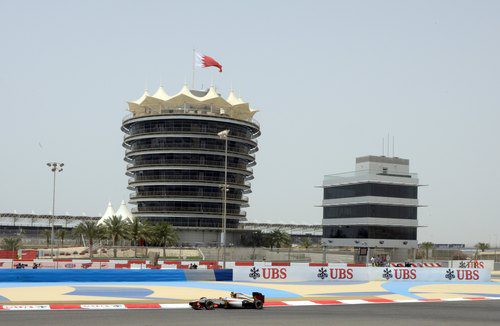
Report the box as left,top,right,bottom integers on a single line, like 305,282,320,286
1,280,499,304
1,301,499,326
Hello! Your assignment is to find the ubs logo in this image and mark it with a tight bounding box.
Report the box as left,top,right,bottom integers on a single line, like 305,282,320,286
249,267,287,279
383,268,416,280
249,267,260,279
317,268,353,280
459,261,484,269
445,269,479,280
383,268,393,280
262,268,287,279
457,269,479,280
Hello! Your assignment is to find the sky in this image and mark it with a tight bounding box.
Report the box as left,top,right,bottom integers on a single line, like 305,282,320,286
0,1,499,246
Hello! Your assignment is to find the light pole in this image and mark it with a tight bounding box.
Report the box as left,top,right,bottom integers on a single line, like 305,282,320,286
47,162,64,258
217,129,230,269
361,241,369,266
494,234,498,263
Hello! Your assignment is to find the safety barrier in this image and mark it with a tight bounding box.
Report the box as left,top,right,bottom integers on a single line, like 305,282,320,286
448,260,494,270
0,269,232,282
232,263,491,282
0,259,221,270
390,262,442,267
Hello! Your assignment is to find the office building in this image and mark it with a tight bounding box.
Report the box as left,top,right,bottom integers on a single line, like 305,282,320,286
321,155,421,260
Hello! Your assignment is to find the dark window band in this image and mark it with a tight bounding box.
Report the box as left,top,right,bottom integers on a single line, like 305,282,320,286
323,225,416,240
323,204,417,219
324,183,417,199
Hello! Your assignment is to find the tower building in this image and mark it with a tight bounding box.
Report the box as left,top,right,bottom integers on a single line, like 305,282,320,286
321,155,421,260
122,84,260,244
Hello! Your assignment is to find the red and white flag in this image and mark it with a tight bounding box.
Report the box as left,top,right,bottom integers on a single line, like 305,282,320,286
195,52,223,72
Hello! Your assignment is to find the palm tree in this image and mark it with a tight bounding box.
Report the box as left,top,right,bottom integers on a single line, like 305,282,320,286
301,237,312,252
420,242,434,260
103,216,129,258
1,237,22,252
128,217,149,258
475,242,490,252
56,229,67,247
153,223,178,258
72,223,84,246
77,221,103,258
42,229,51,247
268,229,291,250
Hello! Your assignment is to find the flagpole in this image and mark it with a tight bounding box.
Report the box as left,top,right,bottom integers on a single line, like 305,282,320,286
192,49,195,89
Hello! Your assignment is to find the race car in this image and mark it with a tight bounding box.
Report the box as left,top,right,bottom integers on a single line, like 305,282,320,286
189,292,265,310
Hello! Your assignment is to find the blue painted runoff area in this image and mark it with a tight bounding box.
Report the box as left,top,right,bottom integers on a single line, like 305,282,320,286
0,269,233,283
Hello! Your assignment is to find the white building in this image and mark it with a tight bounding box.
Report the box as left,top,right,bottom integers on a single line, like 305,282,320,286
321,155,423,260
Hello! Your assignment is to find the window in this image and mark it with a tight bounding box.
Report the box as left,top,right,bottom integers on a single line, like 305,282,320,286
322,226,416,240
323,205,417,219
324,183,417,199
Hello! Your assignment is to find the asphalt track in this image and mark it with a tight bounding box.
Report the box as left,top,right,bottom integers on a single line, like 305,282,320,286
1,301,499,326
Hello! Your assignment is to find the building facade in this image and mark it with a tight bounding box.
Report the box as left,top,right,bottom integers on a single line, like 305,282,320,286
321,156,421,259
122,85,260,244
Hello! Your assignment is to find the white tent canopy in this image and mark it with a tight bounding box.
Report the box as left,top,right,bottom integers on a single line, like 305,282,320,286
97,202,116,225
115,200,133,222
97,201,132,225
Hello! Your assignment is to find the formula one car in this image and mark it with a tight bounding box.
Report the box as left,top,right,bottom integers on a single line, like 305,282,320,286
189,292,265,310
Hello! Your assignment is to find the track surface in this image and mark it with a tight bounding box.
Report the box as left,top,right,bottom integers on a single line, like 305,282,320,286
1,301,499,326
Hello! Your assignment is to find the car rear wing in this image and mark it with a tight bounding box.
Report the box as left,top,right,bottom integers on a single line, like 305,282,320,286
252,292,265,303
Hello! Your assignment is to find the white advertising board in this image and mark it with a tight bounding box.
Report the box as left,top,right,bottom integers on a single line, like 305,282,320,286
233,265,491,282
449,260,494,271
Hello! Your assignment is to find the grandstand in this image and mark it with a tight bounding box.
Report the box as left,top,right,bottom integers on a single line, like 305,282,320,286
0,213,98,240
0,212,322,245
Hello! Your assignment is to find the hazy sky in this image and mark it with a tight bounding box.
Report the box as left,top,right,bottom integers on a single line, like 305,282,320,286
1,1,499,245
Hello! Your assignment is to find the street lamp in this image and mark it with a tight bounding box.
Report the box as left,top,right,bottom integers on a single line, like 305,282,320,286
494,234,498,263
217,129,230,269
361,241,369,266
46,162,64,258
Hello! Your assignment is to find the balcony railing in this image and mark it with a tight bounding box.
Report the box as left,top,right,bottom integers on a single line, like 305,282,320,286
124,128,257,144
127,161,253,173
128,176,249,187
125,145,255,158
323,169,419,184
122,111,260,129
131,207,246,216
129,191,248,201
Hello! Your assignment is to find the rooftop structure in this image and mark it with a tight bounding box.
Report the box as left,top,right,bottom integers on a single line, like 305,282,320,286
126,85,259,124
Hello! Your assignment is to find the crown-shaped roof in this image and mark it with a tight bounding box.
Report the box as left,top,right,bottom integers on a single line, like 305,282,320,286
127,84,258,123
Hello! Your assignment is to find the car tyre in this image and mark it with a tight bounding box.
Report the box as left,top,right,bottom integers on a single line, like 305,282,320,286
205,300,215,310
254,300,263,309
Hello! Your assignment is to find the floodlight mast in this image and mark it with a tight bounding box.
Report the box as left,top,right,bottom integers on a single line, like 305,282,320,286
47,162,64,258
217,130,230,269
